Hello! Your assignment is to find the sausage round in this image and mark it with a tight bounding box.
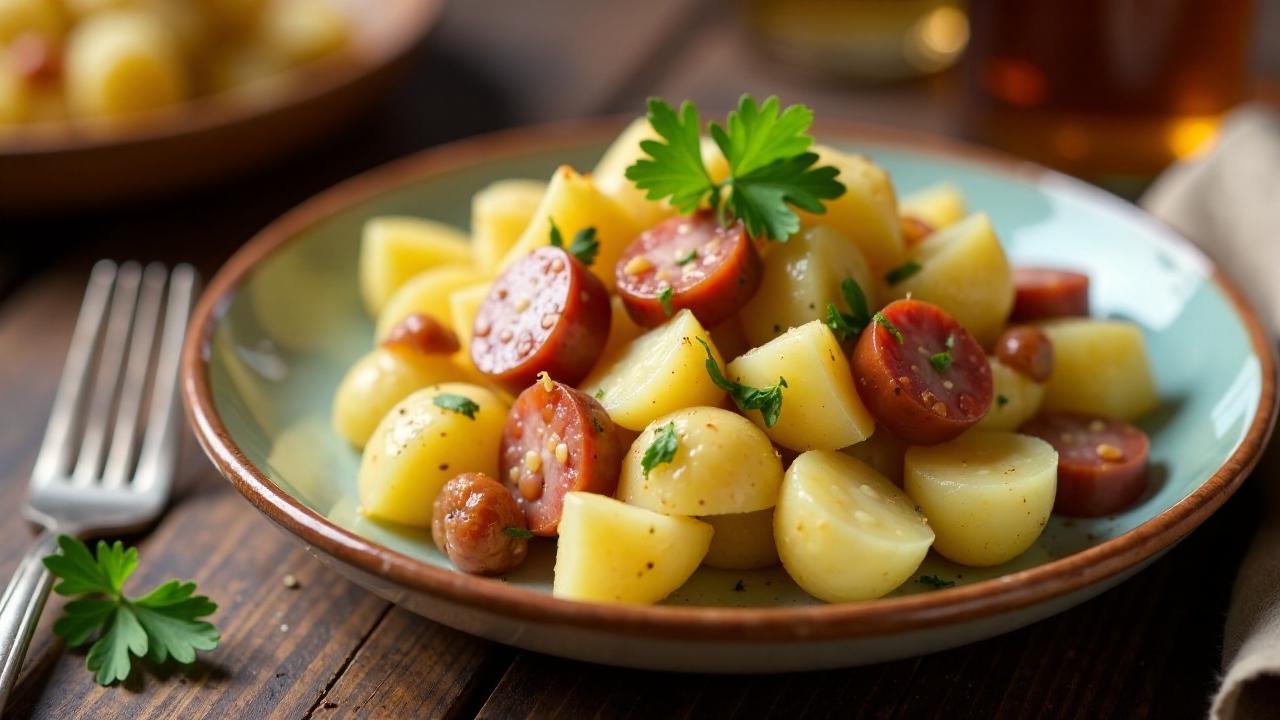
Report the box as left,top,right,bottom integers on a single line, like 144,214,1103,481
471,246,611,391
852,299,993,445
500,375,625,536
1011,267,1090,322
995,325,1054,382
1019,411,1150,517
382,312,461,356
615,210,762,328
431,472,530,576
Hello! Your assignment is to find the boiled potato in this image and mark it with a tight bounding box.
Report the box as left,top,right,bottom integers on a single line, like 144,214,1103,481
471,179,546,270
593,117,679,229
64,9,189,119
554,491,712,604
841,428,907,485
0,53,29,125
701,136,729,184
701,508,778,570
259,0,348,67
899,183,967,229
1040,319,1158,421
618,407,783,516
580,309,725,431
727,320,874,451
740,225,877,347
776,451,933,602
0,0,61,43
795,145,905,275
374,265,487,340
891,213,1014,346
499,165,643,292
596,295,646,368
204,42,288,95
447,281,490,359
905,431,1057,566
332,347,471,448
357,383,507,527
976,358,1046,431
359,217,472,316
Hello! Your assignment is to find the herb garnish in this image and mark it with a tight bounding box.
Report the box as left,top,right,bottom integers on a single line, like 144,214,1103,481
658,286,674,316
642,422,680,476
872,312,904,343
434,393,480,419
996,394,1009,408
548,218,600,265
625,95,846,242
503,527,535,540
918,574,956,589
696,338,788,427
885,260,922,285
42,535,219,686
675,248,698,266
594,388,605,400
929,351,953,373
591,415,605,433
824,277,872,342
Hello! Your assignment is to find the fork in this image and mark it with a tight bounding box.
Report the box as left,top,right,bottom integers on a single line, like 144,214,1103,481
0,260,196,706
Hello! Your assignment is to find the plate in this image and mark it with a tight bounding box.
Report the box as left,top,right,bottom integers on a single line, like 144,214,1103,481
0,0,441,213
181,119,1277,673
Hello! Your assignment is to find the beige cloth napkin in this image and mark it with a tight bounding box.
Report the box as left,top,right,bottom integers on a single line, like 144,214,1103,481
1141,104,1280,720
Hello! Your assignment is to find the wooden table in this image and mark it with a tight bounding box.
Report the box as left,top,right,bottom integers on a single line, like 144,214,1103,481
2,2,1274,717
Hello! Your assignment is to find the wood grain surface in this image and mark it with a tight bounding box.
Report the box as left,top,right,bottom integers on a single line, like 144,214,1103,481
1,1,1275,718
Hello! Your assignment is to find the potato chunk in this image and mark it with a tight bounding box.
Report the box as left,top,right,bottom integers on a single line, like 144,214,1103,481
64,9,189,119
0,0,62,43
618,407,783,516
332,348,470,448
1040,319,1158,421
374,265,487,340
976,358,1046,431
840,429,908,485
359,217,472,316
259,0,349,67
905,431,1057,566
727,320,874,451
593,117,680,229
499,165,642,292
776,451,933,602
357,383,508,527
447,281,491,360
740,225,876,347
899,183,967,229
470,179,546,271
0,53,29,125
890,213,1014,346
796,145,905,275
554,492,712,604
701,508,778,570
580,309,725,431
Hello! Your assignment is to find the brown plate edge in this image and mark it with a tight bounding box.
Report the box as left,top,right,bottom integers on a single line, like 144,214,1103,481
180,117,1280,644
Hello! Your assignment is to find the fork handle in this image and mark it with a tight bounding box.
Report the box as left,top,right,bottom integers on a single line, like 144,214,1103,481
0,529,57,709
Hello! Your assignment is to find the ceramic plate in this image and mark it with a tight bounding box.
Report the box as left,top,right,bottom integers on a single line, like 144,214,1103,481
182,120,1277,673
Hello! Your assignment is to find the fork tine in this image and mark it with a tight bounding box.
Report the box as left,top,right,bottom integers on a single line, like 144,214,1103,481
101,263,168,488
70,262,142,485
133,264,197,493
30,261,117,486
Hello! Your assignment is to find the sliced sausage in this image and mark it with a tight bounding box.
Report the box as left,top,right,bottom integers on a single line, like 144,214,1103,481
852,299,993,445
899,215,935,247
615,210,762,328
432,472,530,576
500,375,625,536
995,325,1053,382
1019,411,1150,517
471,246,610,391
382,312,461,356
1011,268,1090,322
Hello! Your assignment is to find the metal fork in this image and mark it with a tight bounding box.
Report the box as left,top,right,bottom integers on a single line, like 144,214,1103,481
0,260,196,706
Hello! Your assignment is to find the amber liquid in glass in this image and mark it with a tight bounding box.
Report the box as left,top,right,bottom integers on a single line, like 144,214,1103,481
965,0,1253,181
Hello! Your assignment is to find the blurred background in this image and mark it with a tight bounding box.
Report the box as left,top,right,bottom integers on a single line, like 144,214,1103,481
1,0,1278,288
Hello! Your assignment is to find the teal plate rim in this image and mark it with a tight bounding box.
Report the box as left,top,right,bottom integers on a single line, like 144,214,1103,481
180,117,1278,643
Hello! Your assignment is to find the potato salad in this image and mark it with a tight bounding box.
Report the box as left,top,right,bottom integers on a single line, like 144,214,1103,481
332,96,1160,605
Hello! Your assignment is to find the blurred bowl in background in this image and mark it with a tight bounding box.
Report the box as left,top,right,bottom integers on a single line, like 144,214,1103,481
0,0,442,213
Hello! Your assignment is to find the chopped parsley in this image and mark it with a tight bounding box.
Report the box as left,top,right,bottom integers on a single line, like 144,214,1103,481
433,393,480,419
674,248,698,266
591,415,605,433
548,218,600,265
658,285,674,316
918,574,956,589
697,338,787,427
884,260,922,285
641,422,680,476
824,277,871,342
929,351,952,373
503,527,535,540
625,95,845,241
872,312,904,343
996,394,1009,408
594,388,605,400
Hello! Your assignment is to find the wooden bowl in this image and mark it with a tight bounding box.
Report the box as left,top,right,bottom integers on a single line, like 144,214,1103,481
0,0,442,213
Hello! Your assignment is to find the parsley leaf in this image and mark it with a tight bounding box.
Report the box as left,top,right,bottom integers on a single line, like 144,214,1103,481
642,422,680,476
824,304,857,342
625,99,715,214
929,351,952,373
824,277,872,341
43,536,219,686
674,248,698,266
696,338,788,427
548,219,600,265
873,312,904,343
885,260,922,285
434,393,480,419
503,527,535,540
726,150,844,241
997,394,1009,408
658,286,674,317
918,574,956,589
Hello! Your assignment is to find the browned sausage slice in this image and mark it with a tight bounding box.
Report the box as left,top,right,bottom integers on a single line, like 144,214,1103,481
851,299,993,445
615,210,762,328
432,472,530,576
994,325,1053,382
500,375,625,536
382,312,461,356
1011,267,1090,322
1019,411,1150,517
471,246,611,392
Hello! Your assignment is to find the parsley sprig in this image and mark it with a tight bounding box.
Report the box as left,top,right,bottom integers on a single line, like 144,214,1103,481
696,338,787,427
642,422,680,476
43,535,219,686
548,219,600,265
824,277,872,342
625,95,846,242
434,393,480,419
